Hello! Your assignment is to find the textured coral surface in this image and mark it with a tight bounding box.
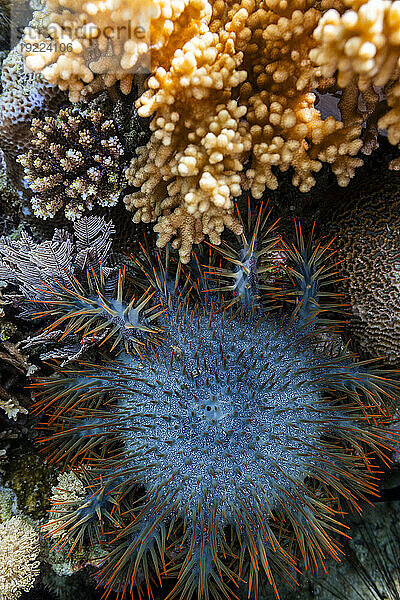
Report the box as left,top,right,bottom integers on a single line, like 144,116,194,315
0,516,40,600
332,191,400,366
18,107,126,220
23,0,210,102
1,2,400,599
125,0,366,261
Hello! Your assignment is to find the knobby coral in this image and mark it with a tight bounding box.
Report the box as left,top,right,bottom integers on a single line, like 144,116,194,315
0,516,40,600
311,0,400,164
124,0,364,262
22,0,211,102
0,211,398,599
18,107,126,220
17,0,400,262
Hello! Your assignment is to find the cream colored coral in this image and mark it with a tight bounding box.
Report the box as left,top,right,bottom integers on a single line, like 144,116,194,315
126,100,250,262
311,0,400,148
0,517,40,600
0,399,28,421
311,0,400,88
49,471,87,507
45,471,87,539
242,1,363,195
127,14,251,262
22,0,211,102
126,0,365,261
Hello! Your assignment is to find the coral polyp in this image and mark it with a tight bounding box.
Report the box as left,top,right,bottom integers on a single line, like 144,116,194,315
0,212,398,600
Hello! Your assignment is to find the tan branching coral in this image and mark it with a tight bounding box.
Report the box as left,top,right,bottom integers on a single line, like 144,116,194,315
125,15,253,262
125,0,364,261
18,107,126,220
240,1,363,196
22,0,211,102
311,0,400,156
311,0,400,89
0,517,40,600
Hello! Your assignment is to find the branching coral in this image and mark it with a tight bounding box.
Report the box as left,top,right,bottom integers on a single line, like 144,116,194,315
15,0,400,261
239,0,362,196
0,516,40,600
17,106,126,220
1,211,398,599
0,399,28,421
22,0,211,102
125,0,364,262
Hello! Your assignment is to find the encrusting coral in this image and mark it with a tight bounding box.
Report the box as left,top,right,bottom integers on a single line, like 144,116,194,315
0,46,66,183
0,516,40,600
0,211,399,599
331,190,400,367
17,106,126,220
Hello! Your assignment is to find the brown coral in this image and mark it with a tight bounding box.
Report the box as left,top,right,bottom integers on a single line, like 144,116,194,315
18,107,126,220
22,0,211,103
311,0,400,156
125,0,364,262
332,191,400,367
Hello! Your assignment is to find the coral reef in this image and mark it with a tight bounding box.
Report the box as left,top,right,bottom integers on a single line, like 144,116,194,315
0,399,27,421
124,0,365,262
0,487,17,522
0,298,34,476
0,152,23,219
0,46,66,183
1,213,398,599
330,191,400,367
18,106,126,220
3,443,57,518
2,2,400,598
0,516,40,600
22,0,210,102
0,217,162,358
16,0,400,262
311,0,400,163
